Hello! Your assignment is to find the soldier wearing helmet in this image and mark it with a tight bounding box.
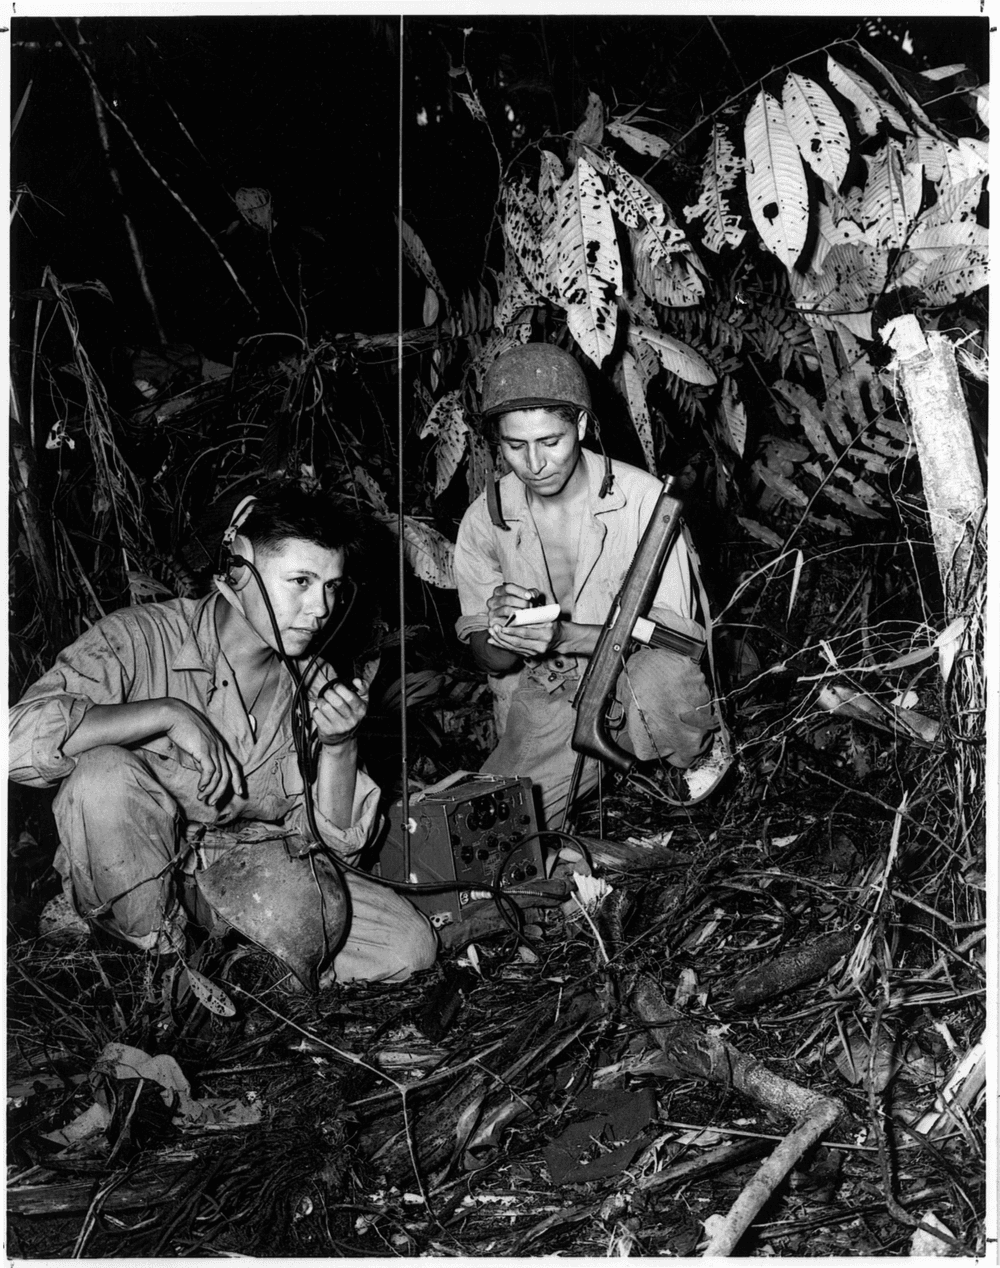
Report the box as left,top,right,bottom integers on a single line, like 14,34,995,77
455,342,720,828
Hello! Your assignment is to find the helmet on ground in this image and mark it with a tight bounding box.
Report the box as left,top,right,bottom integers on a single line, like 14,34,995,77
195,840,348,992
480,343,592,419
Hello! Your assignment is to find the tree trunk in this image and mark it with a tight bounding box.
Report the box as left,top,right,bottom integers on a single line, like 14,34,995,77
879,316,985,606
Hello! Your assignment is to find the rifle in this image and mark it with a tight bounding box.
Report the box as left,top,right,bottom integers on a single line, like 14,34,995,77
570,477,704,773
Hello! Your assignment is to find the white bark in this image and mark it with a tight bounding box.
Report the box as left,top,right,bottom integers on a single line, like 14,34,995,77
880,316,985,600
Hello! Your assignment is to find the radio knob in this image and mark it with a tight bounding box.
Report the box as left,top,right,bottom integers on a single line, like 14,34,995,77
460,847,474,864
476,848,490,861
496,800,510,821
525,863,537,877
519,814,532,825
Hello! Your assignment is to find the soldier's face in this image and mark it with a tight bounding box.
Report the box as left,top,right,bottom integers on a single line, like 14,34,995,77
497,409,587,498
242,539,345,655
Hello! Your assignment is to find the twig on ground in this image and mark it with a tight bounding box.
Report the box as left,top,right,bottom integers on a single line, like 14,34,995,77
700,1095,842,1256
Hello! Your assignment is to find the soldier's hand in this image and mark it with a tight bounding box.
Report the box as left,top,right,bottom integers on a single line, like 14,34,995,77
487,617,561,657
485,583,542,625
311,676,368,747
164,701,246,805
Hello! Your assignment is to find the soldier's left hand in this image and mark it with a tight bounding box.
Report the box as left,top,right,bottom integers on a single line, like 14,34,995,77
310,676,368,745
487,618,561,657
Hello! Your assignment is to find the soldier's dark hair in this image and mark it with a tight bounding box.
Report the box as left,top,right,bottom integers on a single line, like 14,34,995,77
237,488,364,562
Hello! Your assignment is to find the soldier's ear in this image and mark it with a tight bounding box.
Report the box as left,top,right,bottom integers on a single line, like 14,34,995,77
576,410,588,442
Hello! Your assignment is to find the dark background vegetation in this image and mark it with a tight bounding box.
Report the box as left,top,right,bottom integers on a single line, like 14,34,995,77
12,15,987,348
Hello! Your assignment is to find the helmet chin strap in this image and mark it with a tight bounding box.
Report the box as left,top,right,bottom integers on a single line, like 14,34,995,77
599,452,614,499
486,449,510,531
485,412,612,529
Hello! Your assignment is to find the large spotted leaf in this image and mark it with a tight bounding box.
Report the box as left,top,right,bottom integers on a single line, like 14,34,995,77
397,219,449,314
572,91,605,150
781,74,851,188
384,515,456,589
896,243,989,305
605,117,673,158
859,148,923,250
810,198,865,274
538,149,566,219
629,325,717,386
682,122,747,253
504,181,560,303
744,89,810,270
494,240,540,331
826,57,908,137
420,390,469,497
789,242,885,338
543,156,622,368
619,351,657,471
603,156,688,250
914,129,976,185
852,42,947,140
719,378,748,458
631,228,705,306
352,466,389,515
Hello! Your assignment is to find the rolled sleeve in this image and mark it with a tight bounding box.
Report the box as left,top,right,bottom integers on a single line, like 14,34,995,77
9,693,94,788
454,497,502,644
10,623,134,787
291,768,381,858
647,523,705,642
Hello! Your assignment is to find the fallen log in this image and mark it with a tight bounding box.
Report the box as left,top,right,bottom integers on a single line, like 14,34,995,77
635,1137,769,1193
726,928,857,1008
632,975,848,1128
8,1163,189,1217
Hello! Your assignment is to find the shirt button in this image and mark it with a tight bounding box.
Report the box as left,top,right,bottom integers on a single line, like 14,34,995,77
221,679,229,686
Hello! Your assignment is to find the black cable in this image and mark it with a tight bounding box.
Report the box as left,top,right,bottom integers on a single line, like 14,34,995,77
225,552,357,850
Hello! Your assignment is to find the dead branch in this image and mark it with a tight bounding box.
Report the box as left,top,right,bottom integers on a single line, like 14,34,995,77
632,975,848,1130
632,974,849,1255
8,1163,190,1216
727,928,856,1008
700,1097,842,1256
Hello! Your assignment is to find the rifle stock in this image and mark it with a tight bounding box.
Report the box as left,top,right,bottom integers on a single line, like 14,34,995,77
571,480,685,772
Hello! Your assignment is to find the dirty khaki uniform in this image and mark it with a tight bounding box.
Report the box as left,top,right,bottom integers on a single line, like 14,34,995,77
9,592,436,981
455,448,717,827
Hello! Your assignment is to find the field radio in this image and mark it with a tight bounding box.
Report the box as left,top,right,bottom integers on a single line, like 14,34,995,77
373,774,545,929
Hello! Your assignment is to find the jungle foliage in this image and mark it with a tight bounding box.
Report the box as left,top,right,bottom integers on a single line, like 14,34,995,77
9,16,988,799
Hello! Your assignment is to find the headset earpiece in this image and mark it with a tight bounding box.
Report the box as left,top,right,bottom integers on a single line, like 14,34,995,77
218,495,259,587
225,535,255,591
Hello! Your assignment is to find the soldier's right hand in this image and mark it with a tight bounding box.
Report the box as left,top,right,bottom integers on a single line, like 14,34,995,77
485,583,542,624
163,701,246,805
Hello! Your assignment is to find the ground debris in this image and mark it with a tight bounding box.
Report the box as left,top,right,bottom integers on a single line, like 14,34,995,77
8,772,985,1257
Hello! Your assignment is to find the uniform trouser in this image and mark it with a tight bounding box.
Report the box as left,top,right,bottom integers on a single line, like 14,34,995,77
51,745,437,983
481,647,717,829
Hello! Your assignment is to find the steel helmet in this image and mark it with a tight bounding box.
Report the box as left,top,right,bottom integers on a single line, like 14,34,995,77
195,840,348,992
480,343,592,418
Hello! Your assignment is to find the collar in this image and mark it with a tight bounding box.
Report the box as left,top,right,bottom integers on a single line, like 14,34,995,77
171,592,225,673
495,448,627,524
